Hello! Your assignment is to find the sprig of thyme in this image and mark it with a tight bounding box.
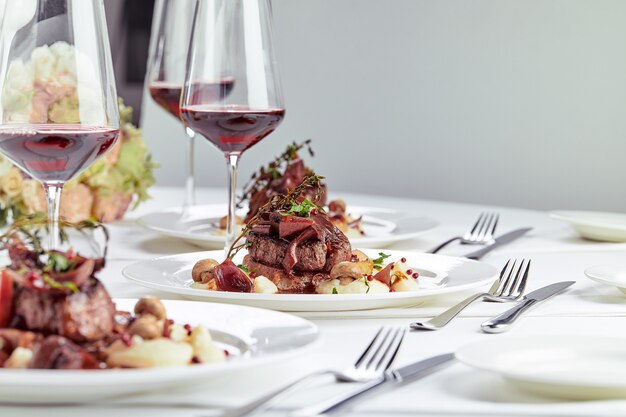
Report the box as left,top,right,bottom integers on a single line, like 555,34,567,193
237,140,315,208
227,174,326,259
0,214,110,261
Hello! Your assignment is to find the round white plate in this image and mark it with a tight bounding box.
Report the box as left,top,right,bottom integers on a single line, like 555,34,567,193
122,249,498,312
0,298,318,403
585,265,626,294
457,336,626,400
549,210,626,242
137,204,439,249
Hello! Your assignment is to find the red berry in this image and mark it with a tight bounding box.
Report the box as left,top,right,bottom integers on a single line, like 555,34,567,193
412,273,419,279
311,209,318,215
120,333,132,347
401,257,407,263
367,275,374,281
406,269,413,275
223,349,230,357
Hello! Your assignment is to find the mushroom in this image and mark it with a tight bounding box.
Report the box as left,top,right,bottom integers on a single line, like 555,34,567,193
134,297,166,321
328,199,346,213
219,215,243,230
192,259,219,284
330,260,374,280
351,250,369,262
127,315,161,340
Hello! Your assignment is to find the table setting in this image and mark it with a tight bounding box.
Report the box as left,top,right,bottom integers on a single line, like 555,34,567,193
1,0,626,417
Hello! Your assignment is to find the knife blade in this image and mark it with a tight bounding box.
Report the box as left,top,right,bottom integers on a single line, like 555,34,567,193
481,281,575,333
290,353,455,417
463,227,533,260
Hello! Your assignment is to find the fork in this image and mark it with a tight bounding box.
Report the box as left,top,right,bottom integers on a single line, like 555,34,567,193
216,326,406,417
428,212,499,254
410,258,530,330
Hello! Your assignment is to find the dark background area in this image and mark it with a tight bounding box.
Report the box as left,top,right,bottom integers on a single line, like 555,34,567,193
104,0,154,124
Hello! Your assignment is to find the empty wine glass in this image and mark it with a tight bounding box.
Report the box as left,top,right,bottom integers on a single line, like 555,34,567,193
0,0,120,249
181,0,285,254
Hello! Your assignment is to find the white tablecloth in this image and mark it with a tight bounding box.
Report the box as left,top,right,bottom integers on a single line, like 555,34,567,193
4,186,626,417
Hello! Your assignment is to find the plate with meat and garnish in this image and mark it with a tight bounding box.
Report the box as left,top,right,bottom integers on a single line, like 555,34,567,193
125,176,498,312
0,218,317,403
137,140,439,249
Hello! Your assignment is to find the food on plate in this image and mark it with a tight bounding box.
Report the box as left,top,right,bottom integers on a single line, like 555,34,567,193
192,176,419,294
0,219,225,369
213,140,364,237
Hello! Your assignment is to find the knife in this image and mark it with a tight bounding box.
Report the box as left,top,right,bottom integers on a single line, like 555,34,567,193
290,353,455,417
481,281,575,333
463,227,533,260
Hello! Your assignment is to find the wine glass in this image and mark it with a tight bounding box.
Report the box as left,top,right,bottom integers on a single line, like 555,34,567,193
147,0,234,215
181,0,285,254
0,0,120,249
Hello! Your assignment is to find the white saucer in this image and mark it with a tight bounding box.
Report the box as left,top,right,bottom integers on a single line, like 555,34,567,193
457,335,626,400
585,265,626,294
549,210,626,242
138,204,439,249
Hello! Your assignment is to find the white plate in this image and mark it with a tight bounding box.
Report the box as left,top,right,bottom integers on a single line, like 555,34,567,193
457,336,626,400
122,249,498,312
0,299,317,403
585,265,626,294
549,210,626,242
137,204,439,249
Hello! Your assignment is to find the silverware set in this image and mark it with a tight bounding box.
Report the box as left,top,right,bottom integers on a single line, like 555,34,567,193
220,326,406,417
217,214,574,417
411,258,531,330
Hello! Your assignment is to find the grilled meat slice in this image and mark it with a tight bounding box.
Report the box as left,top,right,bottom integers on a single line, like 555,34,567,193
13,279,115,343
30,335,99,369
244,212,351,293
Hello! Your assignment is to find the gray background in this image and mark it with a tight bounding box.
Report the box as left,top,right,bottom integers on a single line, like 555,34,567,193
140,0,626,211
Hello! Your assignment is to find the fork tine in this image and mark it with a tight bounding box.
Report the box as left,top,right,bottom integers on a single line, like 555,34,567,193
490,214,499,237
352,327,385,368
361,327,393,370
475,213,492,241
365,327,395,370
375,328,406,372
495,258,518,296
511,259,531,298
468,213,485,236
504,258,526,297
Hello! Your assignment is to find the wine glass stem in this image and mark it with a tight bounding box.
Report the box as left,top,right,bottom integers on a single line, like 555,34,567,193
225,153,240,256
184,127,196,212
43,182,63,250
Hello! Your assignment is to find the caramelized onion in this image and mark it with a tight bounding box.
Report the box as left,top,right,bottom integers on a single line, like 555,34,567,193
214,259,253,293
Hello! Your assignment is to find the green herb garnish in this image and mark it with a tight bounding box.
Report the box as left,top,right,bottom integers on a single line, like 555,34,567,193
364,277,370,294
237,264,250,274
45,252,72,273
43,275,79,294
332,287,339,294
286,198,320,217
372,252,391,269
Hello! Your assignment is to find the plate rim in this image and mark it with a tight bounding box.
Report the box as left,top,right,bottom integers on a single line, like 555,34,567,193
0,298,319,386
584,265,626,289
456,335,626,389
136,204,440,245
121,249,498,303
548,210,626,232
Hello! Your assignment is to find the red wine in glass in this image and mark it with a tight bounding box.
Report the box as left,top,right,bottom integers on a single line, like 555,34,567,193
149,79,235,119
0,124,119,183
180,105,285,154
